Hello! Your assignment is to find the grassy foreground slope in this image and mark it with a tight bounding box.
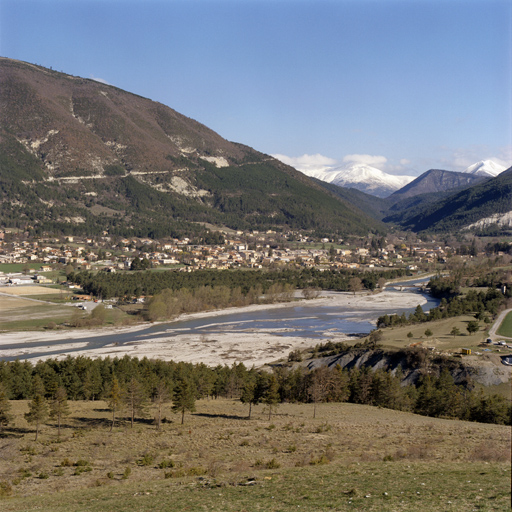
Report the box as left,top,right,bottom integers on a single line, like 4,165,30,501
1,399,510,511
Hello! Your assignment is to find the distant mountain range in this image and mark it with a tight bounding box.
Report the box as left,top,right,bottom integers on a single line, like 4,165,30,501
313,166,512,234
384,167,512,233
299,164,415,198
294,158,507,198
0,57,383,237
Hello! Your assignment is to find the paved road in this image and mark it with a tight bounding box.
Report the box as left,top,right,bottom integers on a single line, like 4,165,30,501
488,308,512,341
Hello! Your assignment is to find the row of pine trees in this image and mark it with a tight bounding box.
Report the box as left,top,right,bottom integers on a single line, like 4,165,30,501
0,355,509,440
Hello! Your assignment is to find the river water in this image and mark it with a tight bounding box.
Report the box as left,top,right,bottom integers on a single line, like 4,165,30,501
1,279,439,362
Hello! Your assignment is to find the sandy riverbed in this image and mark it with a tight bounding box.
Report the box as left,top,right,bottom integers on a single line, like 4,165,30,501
0,289,427,367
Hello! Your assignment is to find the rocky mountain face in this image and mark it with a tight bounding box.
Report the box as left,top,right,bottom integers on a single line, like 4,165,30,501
0,58,382,237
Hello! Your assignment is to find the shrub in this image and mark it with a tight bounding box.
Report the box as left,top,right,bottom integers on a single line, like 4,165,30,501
265,458,280,469
137,454,154,466
187,466,206,476
60,458,72,467
20,445,37,455
122,467,131,479
158,459,175,469
469,442,510,462
0,481,12,497
18,468,32,478
309,454,329,465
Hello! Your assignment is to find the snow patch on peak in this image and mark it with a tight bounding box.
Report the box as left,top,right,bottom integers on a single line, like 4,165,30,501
462,160,506,177
300,163,414,197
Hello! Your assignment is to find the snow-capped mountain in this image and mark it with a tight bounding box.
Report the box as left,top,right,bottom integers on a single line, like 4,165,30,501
300,164,415,198
462,160,506,177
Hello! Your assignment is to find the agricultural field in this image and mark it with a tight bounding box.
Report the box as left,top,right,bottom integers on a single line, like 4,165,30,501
376,315,497,352
0,285,72,297
0,399,510,511
496,311,512,338
0,263,42,274
0,294,76,331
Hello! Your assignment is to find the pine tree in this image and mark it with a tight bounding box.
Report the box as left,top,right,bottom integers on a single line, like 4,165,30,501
49,387,70,437
154,380,172,431
307,367,329,419
123,378,147,427
24,394,49,441
262,374,280,421
172,378,196,425
240,380,258,419
107,377,123,432
0,382,13,431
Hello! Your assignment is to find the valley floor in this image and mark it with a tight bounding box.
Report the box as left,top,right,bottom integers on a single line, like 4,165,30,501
0,289,427,366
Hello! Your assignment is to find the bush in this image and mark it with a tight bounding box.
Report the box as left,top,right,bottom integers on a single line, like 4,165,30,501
265,458,280,469
137,454,154,466
122,467,131,479
187,466,206,476
0,481,12,497
288,349,303,362
73,459,90,467
158,459,175,469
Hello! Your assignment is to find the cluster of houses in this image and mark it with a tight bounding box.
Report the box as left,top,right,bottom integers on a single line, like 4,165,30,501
0,229,468,278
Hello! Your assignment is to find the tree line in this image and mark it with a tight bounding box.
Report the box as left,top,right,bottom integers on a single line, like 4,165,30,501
378,277,507,329
67,267,408,301
0,354,509,440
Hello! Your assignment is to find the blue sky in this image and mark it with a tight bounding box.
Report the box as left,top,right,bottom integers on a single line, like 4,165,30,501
1,0,510,176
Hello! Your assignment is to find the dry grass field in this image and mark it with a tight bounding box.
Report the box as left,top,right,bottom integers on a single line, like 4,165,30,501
377,314,490,351
0,285,69,296
0,294,75,331
0,398,510,511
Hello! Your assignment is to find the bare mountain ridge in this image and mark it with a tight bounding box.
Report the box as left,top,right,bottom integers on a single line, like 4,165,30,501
0,57,249,179
389,169,487,201
0,58,382,236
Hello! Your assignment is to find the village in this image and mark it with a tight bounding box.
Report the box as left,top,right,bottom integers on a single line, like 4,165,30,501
0,227,502,282
0,227,477,287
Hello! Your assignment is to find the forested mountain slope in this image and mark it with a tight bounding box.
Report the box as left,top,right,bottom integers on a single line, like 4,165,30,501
0,58,382,237
384,168,512,233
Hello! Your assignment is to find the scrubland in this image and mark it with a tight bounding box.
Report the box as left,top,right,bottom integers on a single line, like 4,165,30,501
1,398,510,511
